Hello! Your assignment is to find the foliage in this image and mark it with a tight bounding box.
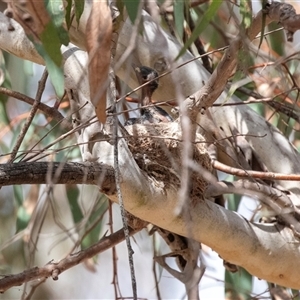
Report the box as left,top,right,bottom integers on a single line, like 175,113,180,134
0,0,300,299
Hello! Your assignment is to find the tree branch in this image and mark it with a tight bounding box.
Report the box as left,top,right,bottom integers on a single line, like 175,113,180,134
186,2,300,117
0,87,72,130
0,225,144,293
0,162,115,194
212,159,300,181
115,7,300,194
1,2,300,290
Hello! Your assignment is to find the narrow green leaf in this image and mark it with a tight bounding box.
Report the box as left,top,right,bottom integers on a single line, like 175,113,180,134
176,0,222,60
66,185,83,224
40,22,63,66
226,69,244,96
34,42,65,97
81,221,102,251
0,53,11,125
224,47,253,103
44,60,64,97
257,0,268,52
225,267,253,300
13,185,23,207
174,0,184,40
45,0,64,25
225,73,253,104
44,0,69,45
227,194,242,212
81,196,108,250
267,22,285,56
123,0,140,24
16,206,31,232
65,0,72,29
74,0,85,26
240,0,252,29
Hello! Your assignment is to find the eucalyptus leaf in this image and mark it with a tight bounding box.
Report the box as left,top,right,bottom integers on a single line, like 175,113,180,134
16,206,31,232
74,0,85,26
65,0,72,29
257,0,268,52
176,1,222,60
227,194,242,212
34,42,65,97
174,0,184,40
225,267,253,300
267,22,285,56
0,52,11,126
66,185,83,224
240,0,252,29
123,0,140,24
81,196,108,250
44,0,69,45
40,22,63,66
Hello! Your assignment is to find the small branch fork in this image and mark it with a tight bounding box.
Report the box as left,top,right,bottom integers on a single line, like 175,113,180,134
0,225,145,293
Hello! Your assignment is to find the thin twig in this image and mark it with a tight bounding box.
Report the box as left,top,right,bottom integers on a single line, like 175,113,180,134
21,107,93,162
113,116,137,300
0,226,143,293
111,60,138,298
15,101,90,162
212,159,300,181
23,278,47,300
8,69,48,163
0,86,70,128
152,234,162,300
108,201,122,299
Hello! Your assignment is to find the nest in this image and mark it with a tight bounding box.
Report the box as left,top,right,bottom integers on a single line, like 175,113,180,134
125,122,212,205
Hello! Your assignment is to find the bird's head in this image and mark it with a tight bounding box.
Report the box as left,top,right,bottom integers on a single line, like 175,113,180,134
134,66,159,94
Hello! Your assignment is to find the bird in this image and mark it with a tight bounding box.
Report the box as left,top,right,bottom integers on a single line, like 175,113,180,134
125,66,173,125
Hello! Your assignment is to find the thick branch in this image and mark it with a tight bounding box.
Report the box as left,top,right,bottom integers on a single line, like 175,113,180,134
115,8,300,194
0,162,115,194
1,159,300,288
108,188,300,289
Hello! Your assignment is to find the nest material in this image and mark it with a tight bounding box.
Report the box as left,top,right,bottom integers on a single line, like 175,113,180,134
125,122,212,205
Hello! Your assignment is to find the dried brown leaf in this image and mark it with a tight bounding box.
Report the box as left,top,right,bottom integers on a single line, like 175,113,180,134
86,1,112,124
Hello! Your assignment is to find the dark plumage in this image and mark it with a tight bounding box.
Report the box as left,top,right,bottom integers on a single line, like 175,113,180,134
125,66,173,125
